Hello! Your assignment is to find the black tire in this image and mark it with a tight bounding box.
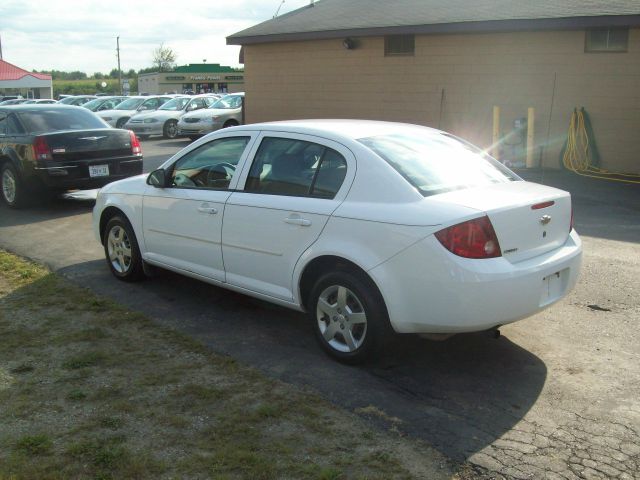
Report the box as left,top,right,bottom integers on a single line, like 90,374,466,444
308,270,390,364
1,163,26,208
103,215,145,282
137,135,150,140
116,118,128,129
163,120,178,139
222,120,239,129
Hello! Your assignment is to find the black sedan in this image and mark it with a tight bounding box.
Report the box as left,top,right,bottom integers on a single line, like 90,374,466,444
0,105,143,208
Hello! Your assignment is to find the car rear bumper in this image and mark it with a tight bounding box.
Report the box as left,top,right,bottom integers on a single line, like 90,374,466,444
31,156,143,190
369,230,583,334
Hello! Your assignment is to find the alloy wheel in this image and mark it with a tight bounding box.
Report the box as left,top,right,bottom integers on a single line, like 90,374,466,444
2,169,17,204
316,285,368,353
107,225,133,274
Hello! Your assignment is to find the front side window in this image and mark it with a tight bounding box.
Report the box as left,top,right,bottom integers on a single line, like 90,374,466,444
358,133,519,197
245,137,347,198
586,28,629,52
170,136,249,190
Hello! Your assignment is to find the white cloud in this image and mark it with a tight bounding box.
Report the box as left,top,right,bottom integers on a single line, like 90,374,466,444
0,0,311,73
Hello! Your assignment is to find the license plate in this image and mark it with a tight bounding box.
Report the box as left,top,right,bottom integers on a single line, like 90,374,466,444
540,268,568,306
89,165,109,177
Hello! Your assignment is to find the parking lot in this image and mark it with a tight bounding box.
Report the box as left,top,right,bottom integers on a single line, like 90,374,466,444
1,137,639,479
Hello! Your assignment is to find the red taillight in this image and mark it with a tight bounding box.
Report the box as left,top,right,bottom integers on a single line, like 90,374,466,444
435,216,501,259
129,130,142,155
33,136,52,160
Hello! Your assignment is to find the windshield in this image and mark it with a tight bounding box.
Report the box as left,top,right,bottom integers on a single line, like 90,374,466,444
82,98,106,110
17,109,109,134
358,133,520,197
210,95,243,110
159,97,190,111
115,98,144,110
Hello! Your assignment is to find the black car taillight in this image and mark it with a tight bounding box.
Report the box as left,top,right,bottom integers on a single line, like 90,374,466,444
33,136,52,160
129,130,142,155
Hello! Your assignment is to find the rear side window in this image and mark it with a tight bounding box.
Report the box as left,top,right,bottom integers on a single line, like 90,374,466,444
6,115,25,135
245,137,347,199
358,133,519,197
16,109,109,133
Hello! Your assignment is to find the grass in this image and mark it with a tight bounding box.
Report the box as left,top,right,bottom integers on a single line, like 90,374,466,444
0,250,459,479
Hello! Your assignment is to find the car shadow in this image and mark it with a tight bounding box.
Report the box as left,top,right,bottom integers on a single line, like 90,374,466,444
59,259,547,463
0,192,95,228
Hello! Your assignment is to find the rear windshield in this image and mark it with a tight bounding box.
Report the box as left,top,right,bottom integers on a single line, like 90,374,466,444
17,109,109,133
358,133,520,197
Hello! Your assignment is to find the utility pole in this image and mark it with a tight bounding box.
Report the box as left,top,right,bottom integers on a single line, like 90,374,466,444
116,36,122,95
0,35,3,60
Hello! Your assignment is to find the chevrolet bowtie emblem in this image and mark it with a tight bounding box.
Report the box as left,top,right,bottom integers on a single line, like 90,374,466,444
540,215,552,225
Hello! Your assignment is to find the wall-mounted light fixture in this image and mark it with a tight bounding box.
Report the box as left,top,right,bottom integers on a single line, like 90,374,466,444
343,38,355,50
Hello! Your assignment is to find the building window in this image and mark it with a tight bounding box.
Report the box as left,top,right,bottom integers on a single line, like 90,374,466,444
385,35,415,56
585,28,629,52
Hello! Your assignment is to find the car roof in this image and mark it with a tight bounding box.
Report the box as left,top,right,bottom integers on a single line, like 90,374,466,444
0,104,86,112
232,119,440,142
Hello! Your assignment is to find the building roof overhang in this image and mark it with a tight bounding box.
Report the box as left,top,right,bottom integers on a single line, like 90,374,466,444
228,0,640,46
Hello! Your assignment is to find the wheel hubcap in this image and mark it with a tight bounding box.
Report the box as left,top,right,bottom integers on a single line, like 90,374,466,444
2,170,17,203
167,123,177,137
107,226,133,273
317,285,368,353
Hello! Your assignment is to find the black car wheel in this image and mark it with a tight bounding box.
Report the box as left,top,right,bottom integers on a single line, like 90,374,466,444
1,163,26,208
309,270,390,364
103,215,145,282
163,120,178,139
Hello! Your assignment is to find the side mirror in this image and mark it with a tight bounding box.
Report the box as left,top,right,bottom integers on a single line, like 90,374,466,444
147,169,167,188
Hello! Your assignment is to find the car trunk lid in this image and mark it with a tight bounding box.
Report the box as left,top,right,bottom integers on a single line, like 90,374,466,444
43,129,134,162
433,181,572,263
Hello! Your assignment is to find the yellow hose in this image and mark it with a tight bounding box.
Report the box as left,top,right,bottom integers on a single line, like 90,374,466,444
561,109,640,184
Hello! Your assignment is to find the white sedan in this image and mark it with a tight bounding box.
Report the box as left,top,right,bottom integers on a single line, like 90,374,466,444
93,120,582,362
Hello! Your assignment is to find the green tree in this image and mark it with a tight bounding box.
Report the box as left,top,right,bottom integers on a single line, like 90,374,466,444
152,43,177,72
94,72,104,79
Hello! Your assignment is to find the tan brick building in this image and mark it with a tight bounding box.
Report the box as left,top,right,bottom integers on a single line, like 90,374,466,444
228,0,640,173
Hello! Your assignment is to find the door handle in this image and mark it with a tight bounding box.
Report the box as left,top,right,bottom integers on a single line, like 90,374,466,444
197,205,218,214
284,216,311,227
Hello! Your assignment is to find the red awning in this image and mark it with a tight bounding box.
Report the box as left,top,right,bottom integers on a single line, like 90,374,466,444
0,59,51,81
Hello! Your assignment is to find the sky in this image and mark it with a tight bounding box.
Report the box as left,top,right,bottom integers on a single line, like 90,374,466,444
0,0,311,74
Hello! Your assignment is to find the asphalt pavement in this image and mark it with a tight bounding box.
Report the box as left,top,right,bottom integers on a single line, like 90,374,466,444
1,138,638,479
